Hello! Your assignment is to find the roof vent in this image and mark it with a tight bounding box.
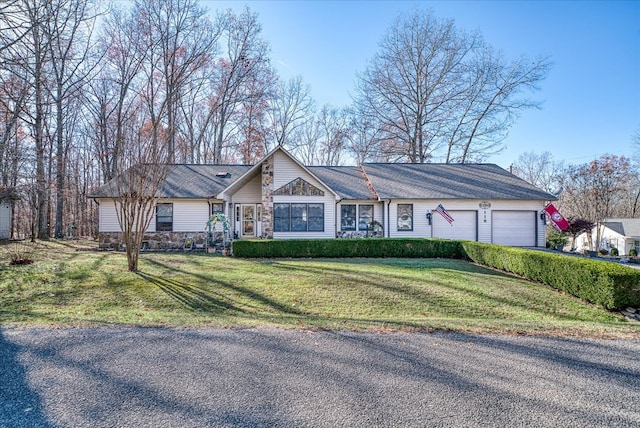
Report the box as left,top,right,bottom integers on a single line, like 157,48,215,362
215,171,229,178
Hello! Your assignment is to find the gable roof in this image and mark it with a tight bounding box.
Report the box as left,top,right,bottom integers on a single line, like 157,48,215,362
89,164,251,199
90,155,555,202
217,146,340,199
603,219,640,238
361,163,556,200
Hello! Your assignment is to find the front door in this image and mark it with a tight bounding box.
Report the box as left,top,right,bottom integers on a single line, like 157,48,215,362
242,205,255,237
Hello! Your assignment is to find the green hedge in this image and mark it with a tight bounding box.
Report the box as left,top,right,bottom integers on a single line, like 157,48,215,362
460,242,640,310
232,238,463,259
231,238,640,310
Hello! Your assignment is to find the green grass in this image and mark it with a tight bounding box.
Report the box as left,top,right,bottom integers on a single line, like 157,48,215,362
1,240,638,337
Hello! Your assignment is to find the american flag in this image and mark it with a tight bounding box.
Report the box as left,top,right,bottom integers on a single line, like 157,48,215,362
436,204,454,225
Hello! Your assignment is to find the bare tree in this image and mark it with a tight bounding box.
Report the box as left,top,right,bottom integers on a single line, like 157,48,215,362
353,7,550,164
445,51,551,163
100,122,171,271
210,7,270,162
0,0,32,54
11,0,53,239
134,0,220,163
315,104,350,166
511,151,563,194
44,0,100,238
267,75,314,151
345,104,385,164
558,155,632,250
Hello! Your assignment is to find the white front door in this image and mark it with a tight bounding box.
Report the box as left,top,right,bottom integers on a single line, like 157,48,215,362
242,205,255,237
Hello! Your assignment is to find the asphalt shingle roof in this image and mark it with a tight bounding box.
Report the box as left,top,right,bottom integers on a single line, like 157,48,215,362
361,163,556,200
90,165,252,199
307,166,376,200
90,161,555,201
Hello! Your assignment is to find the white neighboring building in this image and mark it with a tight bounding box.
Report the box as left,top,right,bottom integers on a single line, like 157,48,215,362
90,147,557,249
0,201,10,240
575,219,640,256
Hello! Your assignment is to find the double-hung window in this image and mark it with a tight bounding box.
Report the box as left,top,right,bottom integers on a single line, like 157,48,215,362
156,203,173,231
397,204,413,231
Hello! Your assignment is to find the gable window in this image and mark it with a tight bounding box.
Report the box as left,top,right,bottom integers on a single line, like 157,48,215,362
358,205,374,231
274,177,325,196
156,203,173,231
341,205,356,230
397,204,413,231
274,203,324,232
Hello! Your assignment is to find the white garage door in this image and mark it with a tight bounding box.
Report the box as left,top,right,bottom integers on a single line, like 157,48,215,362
492,211,536,246
432,210,477,241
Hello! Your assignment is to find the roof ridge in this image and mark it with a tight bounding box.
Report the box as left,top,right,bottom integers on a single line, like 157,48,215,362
359,165,379,200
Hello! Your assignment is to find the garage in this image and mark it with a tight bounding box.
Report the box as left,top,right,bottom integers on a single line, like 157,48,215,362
432,210,477,241
492,211,536,246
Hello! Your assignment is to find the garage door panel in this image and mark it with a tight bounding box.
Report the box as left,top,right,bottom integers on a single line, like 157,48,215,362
433,210,477,241
492,211,535,246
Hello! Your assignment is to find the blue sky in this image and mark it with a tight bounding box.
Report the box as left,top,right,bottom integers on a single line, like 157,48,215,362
210,1,640,168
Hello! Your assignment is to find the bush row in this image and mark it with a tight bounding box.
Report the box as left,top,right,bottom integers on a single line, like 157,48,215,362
460,242,640,310
231,238,640,310
232,238,463,259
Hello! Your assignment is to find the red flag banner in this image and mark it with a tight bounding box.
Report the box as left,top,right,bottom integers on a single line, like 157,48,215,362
543,203,570,231
436,204,454,225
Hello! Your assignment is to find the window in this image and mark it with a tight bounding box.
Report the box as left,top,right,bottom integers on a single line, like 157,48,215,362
211,203,224,215
274,204,290,232
274,203,324,232
397,204,413,231
274,177,325,196
341,205,356,231
358,205,374,231
156,203,173,231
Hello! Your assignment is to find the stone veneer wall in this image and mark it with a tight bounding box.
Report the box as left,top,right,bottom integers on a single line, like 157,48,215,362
261,155,274,239
98,231,209,250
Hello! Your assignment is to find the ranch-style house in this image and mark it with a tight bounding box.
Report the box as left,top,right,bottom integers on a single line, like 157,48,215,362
90,146,556,250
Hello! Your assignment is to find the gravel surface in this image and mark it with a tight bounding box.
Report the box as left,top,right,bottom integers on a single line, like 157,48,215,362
1,327,639,427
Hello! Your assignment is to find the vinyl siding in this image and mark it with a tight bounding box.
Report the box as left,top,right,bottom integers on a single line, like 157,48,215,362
273,150,328,193
98,199,121,232
232,174,261,203
99,198,210,233
172,200,210,232
272,150,336,239
386,199,546,246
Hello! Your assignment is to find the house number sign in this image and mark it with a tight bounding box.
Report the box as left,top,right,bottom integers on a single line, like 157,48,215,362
479,201,491,209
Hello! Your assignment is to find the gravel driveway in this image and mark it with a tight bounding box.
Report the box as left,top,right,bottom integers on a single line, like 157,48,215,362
1,327,639,427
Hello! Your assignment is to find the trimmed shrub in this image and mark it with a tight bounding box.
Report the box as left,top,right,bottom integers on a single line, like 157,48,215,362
610,248,619,256
232,238,463,259
599,249,609,256
460,242,640,310
629,248,638,257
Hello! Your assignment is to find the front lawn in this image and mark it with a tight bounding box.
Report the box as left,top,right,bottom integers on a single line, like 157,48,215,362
0,240,637,337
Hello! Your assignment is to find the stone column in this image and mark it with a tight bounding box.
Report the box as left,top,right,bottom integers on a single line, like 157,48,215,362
261,156,274,239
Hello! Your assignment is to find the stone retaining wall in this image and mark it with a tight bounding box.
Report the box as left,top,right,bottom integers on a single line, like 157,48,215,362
98,231,214,250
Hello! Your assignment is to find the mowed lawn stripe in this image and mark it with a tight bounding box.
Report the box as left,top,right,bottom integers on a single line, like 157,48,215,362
0,241,636,337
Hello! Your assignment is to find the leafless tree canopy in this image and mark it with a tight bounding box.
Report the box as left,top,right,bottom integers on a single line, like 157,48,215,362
353,8,551,164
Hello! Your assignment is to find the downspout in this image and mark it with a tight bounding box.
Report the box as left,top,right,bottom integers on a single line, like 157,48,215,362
381,199,385,238
335,199,342,238
387,200,391,238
